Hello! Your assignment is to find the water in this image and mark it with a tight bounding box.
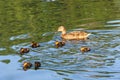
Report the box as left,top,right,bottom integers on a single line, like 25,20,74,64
1,30,120,80
0,0,120,80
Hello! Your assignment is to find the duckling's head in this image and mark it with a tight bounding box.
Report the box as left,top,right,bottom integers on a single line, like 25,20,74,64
55,41,65,48
31,41,40,48
20,48,29,54
35,61,41,70
55,41,59,45
62,41,65,45
20,48,24,52
80,46,91,54
55,41,59,48
23,62,32,71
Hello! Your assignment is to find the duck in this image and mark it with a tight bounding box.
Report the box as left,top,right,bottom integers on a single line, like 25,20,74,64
23,62,32,71
80,46,91,54
34,61,41,70
55,41,65,48
31,41,40,48
20,48,29,55
58,26,91,40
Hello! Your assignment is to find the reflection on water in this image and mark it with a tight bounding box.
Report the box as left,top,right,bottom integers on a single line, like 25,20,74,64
106,20,120,27
0,48,6,51
0,0,120,80
9,34,31,41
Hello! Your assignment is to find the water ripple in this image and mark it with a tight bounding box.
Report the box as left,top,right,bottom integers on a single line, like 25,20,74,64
1,30,120,80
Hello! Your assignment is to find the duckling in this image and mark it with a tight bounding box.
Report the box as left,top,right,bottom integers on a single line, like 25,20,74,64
34,61,41,70
55,41,65,48
31,41,40,48
20,48,29,55
80,46,91,54
58,26,91,40
23,62,32,71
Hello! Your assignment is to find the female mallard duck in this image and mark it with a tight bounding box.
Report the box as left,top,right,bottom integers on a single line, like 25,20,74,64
80,46,91,54
34,61,41,70
55,41,65,48
23,62,32,71
31,41,40,48
20,48,29,55
58,26,91,40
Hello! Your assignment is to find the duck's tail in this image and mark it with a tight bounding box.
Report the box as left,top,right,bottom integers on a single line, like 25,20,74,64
87,33,91,37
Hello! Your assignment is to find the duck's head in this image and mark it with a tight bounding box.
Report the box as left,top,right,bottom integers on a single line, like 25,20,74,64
58,26,66,35
58,26,66,32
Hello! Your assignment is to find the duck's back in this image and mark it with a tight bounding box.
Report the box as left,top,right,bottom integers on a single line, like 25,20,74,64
61,31,89,40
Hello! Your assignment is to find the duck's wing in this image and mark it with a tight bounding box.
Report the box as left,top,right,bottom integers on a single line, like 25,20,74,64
69,31,91,38
62,30,91,40
68,31,86,35
72,28,85,31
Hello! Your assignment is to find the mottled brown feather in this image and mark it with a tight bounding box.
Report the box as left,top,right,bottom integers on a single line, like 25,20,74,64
58,26,90,40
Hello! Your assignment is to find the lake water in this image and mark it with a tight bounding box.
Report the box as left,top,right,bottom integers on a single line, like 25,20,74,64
0,0,120,80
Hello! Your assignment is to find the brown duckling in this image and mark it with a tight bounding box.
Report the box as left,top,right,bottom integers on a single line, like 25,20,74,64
34,61,41,70
55,41,65,48
58,26,91,40
20,48,29,55
23,62,32,71
80,46,91,54
31,41,40,48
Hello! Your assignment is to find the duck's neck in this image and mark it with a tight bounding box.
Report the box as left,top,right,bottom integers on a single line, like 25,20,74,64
61,30,66,35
